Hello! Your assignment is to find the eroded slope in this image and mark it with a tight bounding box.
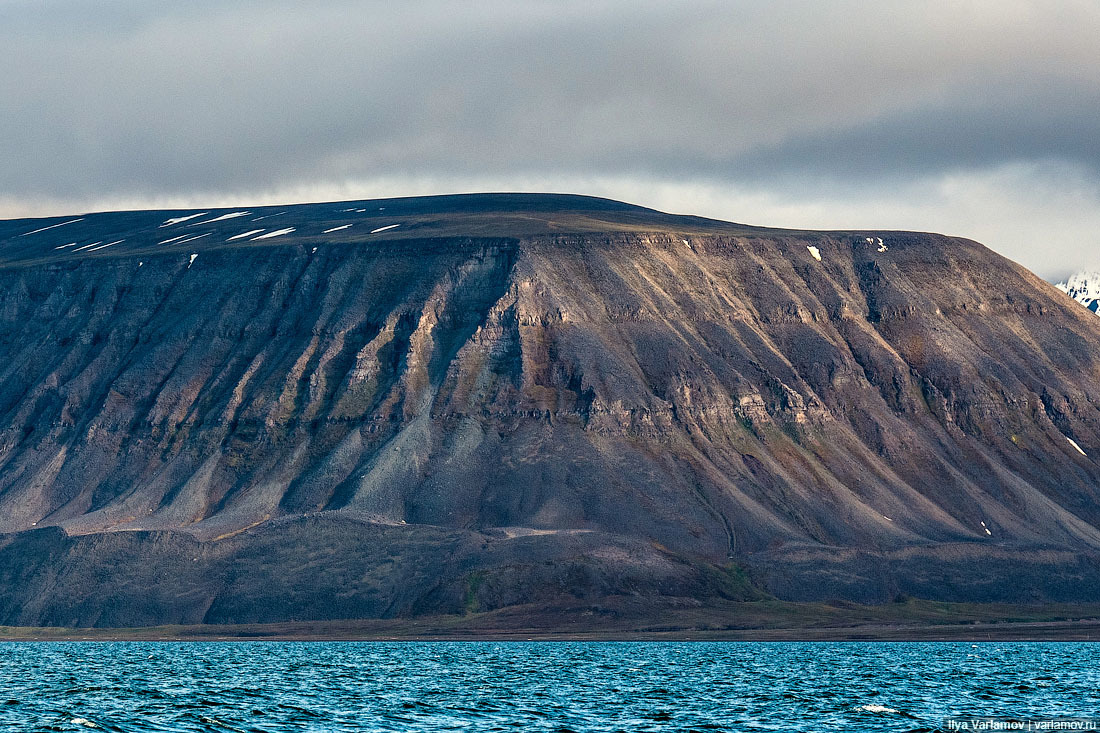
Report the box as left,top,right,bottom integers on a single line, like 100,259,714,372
1,194,1099,623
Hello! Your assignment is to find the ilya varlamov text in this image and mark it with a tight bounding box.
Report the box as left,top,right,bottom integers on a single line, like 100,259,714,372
945,719,1098,732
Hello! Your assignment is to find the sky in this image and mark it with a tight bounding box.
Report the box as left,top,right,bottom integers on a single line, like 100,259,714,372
1,0,1098,280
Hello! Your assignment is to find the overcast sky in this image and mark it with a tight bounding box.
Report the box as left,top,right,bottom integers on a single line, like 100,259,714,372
2,0,1098,279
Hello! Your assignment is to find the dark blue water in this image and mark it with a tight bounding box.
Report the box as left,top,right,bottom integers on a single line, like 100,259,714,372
0,642,1096,732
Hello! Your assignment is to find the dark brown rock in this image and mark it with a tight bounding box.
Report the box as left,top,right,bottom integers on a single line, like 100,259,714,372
0,193,1098,626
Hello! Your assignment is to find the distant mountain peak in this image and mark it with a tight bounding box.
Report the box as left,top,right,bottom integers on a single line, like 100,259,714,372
1056,270,1100,314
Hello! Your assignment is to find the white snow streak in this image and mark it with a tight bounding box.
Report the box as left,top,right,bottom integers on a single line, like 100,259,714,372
227,229,264,241
22,218,84,236
86,240,123,252
1068,437,1088,456
807,245,822,261
194,211,251,225
370,224,400,234
72,241,103,252
252,211,287,221
251,228,295,240
53,242,78,250
160,213,207,227
159,234,190,245
323,225,352,234
188,254,198,268
174,233,211,246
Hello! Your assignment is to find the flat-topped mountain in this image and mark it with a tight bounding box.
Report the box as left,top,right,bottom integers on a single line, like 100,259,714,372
2,193,1100,627
0,193,754,269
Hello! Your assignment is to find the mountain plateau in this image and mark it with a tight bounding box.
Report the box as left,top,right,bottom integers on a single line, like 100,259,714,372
1,193,1099,627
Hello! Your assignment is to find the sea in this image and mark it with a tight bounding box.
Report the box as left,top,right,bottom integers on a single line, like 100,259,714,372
0,641,1096,732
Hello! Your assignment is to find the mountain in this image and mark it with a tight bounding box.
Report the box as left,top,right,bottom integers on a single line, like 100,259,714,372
1056,271,1100,314
2,193,1100,628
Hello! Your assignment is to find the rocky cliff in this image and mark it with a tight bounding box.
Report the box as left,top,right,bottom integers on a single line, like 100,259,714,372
2,193,1100,626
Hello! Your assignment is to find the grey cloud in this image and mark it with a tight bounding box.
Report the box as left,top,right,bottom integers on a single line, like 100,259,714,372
1,1,1099,276
711,89,1100,190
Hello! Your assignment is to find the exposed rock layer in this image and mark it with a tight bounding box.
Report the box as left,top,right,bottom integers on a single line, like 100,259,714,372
1,194,1099,625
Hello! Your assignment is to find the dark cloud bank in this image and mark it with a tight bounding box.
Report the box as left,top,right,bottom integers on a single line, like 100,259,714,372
1,0,1098,277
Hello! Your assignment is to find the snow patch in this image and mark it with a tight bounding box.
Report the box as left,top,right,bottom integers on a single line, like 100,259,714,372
160,213,207,227
188,254,198,268
856,704,900,714
227,229,264,241
174,232,211,246
1067,437,1088,456
86,240,123,252
251,228,295,240
323,225,352,234
806,245,821,261
159,234,190,245
195,211,251,225
370,224,400,234
22,218,84,236
72,241,103,252
53,242,78,250
1056,271,1100,315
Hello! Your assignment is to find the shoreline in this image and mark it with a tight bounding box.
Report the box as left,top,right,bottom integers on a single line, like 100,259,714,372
5,599,1100,642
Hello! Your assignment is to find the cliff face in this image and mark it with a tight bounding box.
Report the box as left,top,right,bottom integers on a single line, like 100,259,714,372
2,194,1100,625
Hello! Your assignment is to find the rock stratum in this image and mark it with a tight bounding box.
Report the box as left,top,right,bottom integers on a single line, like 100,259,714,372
1,193,1100,627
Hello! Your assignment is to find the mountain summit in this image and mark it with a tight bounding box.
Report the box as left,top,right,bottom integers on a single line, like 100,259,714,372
2,193,1100,627
1056,271,1100,314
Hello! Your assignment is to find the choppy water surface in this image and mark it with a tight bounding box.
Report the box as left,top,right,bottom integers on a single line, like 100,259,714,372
0,642,1096,732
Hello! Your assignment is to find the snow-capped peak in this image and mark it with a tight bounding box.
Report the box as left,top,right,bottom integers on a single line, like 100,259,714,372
1055,271,1100,314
